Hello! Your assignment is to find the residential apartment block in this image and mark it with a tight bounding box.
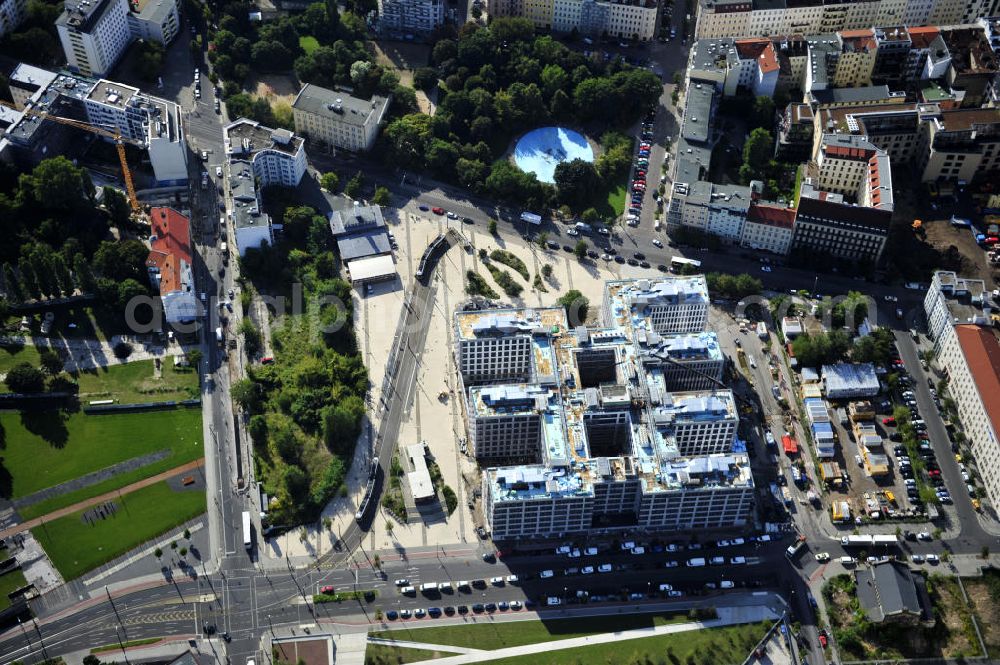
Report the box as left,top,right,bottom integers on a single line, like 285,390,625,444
291,84,390,153
377,0,444,36
936,325,1000,512
145,207,198,325
0,0,28,40
56,0,131,77
127,0,179,45
791,180,892,264
489,0,659,40
923,270,991,352
456,308,564,385
229,160,274,256
224,118,306,188
468,277,752,542
0,67,187,186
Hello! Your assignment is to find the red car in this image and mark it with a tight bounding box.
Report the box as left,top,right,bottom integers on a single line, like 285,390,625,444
928,469,941,476
882,417,896,425
818,632,828,648
320,585,335,594
431,207,445,215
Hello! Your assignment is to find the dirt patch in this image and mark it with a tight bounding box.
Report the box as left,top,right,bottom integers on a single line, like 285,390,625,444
922,220,996,287
274,637,331,665
252,75,298,106
373,41,432,80
963,572,1000,656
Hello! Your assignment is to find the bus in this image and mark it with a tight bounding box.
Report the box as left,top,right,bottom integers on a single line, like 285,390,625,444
669,256,702,273
242,510,252,550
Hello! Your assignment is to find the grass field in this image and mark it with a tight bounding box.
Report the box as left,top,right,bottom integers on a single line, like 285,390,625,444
603,183,627,218
73,359,199,404
33,480,206,580
0,567,28,611
372,612,692,650
0,343,43,375
2,408,203,519
299,35,320,54
481,622,769,665
364,644,457,665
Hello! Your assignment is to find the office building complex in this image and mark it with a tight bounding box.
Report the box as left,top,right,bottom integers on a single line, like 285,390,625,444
224,118,307,188
291,84,390,153
455,308,564,385
377,0,444,36
602,277,710,334
461,278,753,542
635,330,725,391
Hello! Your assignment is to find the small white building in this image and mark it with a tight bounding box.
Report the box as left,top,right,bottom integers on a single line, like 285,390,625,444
224,118,307,188
782,317,804,339
230,160,273,256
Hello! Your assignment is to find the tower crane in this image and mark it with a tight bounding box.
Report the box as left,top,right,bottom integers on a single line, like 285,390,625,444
0,99,145,217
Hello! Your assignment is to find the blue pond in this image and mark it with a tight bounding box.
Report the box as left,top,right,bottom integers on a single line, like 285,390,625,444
513,127,594,184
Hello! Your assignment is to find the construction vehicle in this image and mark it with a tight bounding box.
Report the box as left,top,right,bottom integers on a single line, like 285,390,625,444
0,99,145,218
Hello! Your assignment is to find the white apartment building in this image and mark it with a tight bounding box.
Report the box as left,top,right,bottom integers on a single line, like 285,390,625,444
740,202,796,255
57,0,131,77
637,331,726,391
224,119,307,188
84,78,188,185
456,308,566,385
923,270,991,352
937,325,1000,511
603,277,710,334
230,160,274,256
291,84,390,153
128,0,179,45
377,0,444,35
695,0,907,40
0,0,27,40
496,0,658,39
7,63,58,110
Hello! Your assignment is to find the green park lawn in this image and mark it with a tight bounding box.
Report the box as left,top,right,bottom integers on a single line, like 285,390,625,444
1,407,203,519
482,622,770,665
364,644,457,665
0,567,29,611
604,183,627,217
0,343,43,375
372,613,691,650
33,480,206,581
299,35,320,54
72,359,199,404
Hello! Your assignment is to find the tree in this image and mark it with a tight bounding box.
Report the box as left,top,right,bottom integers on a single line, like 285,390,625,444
740,128,773,182
134,40,165,81
20,157,92,211
38,349,63,376
231,378,262,411
154,547,163,558
372,186,391,206
574,240,588,260
5,362,45,393
554,159,601,209
751,96,775,130
187,349,203,367
344,171,364,199
319,172,339,192
557,289,589,325
488,219,498,235
541,264,553,278
413,67,438,91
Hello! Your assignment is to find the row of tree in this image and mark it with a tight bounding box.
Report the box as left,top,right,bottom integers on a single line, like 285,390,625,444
790,327,895,368
380,19,661,210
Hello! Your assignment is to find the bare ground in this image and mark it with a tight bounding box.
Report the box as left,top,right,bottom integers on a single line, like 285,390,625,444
962,576,1000,656
922,219,996,288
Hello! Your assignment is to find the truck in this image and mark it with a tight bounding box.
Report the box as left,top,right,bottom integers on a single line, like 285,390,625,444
806,490,820,506
831,500,850,523
520,211,542,225
781,487,793,506
574,222,593,235
215,327,224,346
242,510,252,550
785,536,806,559
756,321,768,339
841,535,873,547
764,431,776,449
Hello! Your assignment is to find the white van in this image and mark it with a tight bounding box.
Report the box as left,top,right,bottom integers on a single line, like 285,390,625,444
710,556,725,565
839,556,855,565
730,556,746,565
457,580,470,590
546,596,562,606
400,586,415,595
420,582,438,592
719,581,735,589
687,557,706,567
